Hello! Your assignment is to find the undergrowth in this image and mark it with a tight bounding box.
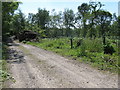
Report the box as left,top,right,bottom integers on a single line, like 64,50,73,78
0,43,12,84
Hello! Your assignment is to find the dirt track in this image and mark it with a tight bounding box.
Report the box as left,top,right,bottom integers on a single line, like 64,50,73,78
7,42,118,88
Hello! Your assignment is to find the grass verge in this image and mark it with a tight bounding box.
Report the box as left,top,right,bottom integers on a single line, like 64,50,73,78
26,37,119,73
0,43,13,88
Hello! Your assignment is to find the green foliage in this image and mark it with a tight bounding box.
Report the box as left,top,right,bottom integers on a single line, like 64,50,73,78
80,38,103,53
63,9,75,28
12,9,26,36
63,9,75,37
79,45,86,56
0,60,11,82
0,44,12,82
2,44,8,60
2,2,20,41
78,3,90,37
36,8,50,29
104,43,115,55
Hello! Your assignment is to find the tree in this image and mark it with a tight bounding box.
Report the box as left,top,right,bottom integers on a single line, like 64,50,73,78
63,9,75,37
78,3,90,37
88,1,104,38
36,8,50,29
63,9,75,48
95,10,112,46
57,11,64,36
27,13,36,30
11,9,26,37
48,9,58,29
47,10,64,37
2,2,20,41
109,13,118,36
117,16,120,38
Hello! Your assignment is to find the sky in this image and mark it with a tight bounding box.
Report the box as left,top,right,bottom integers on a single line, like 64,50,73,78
18,0,119,17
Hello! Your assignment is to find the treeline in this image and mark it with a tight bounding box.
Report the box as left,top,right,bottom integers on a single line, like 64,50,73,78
2,1,120,42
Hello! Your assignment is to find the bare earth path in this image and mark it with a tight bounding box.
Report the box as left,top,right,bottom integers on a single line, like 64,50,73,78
7,42,118,88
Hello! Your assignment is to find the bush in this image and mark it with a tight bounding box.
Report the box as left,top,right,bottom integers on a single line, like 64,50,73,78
104,43,115,55
82,38,103,53
0,44,12,82
2,43,8,60
79,45,87,56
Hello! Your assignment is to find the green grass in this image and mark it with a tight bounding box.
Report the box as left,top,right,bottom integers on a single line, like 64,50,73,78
0,60,10,82
0,44,12,84
26,37,119,73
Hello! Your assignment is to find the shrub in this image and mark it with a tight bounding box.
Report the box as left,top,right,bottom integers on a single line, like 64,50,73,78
79,45,87,56
83,38,103,53
104,43,115,55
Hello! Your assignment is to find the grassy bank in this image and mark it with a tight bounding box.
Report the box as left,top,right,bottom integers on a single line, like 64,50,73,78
0,44,11,86
26,37,119,73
